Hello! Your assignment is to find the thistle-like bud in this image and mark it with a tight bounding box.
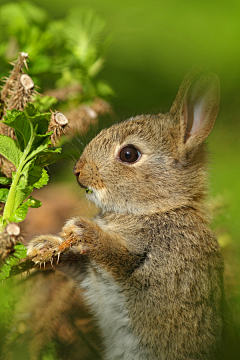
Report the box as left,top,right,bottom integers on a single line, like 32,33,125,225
20,74,35,92
1,52,29,104
0,223,24,264
48,111,69,145
0,53,36,140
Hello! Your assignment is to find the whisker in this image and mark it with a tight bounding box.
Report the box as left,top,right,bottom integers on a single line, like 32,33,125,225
72,135,86,149
68,139,82,156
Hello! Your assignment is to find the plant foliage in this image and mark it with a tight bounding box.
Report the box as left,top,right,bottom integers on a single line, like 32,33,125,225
0,104,61,279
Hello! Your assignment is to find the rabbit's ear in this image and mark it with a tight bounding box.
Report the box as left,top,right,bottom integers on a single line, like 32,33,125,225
170,72,220,151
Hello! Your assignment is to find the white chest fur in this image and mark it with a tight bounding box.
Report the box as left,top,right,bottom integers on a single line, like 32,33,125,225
81,262,150,360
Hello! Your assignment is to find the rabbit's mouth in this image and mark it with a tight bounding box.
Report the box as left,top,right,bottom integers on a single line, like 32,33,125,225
77,180,93,194
86,188,93,194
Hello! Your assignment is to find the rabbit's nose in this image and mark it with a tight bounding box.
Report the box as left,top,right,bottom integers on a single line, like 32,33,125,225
73,165,80,177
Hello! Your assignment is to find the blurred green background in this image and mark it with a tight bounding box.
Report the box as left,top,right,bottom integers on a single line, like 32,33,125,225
0,0,239,357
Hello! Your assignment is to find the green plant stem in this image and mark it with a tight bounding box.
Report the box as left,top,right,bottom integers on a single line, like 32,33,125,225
3,152,28,222
2,122,34,223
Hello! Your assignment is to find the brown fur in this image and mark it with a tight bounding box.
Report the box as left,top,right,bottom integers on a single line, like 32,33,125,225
27,72,235,360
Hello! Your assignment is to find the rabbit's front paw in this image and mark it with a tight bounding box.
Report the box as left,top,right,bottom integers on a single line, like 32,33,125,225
60,217,97,254
27,235,63,264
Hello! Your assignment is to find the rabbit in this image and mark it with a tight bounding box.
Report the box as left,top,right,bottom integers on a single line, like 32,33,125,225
27,71,234,360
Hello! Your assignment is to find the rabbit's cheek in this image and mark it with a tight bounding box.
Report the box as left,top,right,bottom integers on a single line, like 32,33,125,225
77,162,106,191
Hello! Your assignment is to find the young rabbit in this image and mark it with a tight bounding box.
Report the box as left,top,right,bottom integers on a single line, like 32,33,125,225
27,72,233,360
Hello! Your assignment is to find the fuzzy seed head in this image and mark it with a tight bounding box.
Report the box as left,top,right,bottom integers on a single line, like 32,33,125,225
20,74,34,91
54,112,68,127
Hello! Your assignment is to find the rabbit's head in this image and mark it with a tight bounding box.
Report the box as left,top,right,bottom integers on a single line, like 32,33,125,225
74,72,220,215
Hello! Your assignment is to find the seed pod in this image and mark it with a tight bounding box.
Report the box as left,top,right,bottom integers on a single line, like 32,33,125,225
54,112,68,127
48,112,69,145
20,74,34,92
5,223,21,237
0,223,25,263
1,52,29,103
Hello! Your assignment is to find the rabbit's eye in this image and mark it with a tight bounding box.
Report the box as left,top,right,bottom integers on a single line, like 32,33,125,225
119,146,141,163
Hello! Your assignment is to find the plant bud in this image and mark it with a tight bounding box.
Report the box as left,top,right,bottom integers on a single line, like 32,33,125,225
20,74,34,91
54,112,68,127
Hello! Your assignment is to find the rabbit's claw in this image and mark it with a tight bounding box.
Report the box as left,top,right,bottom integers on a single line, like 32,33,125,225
27,235,63,265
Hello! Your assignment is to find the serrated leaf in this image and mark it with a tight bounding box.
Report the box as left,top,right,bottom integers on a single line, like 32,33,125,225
2,107,61,227
35,154,51,166
26,143,61,165
0,177,12,185
3,109,51,152
31,133,51,151
0,244,26,280
0,263,12,280
0,255,18,279
9,196,42,223
0,135,21,167
31,168,49,189
8,203,29,223
30,113,51,135
25,103,37,117
3,111,32,152
26,142,49,162
11,159,35,212
21,157,36,183
27,164,43,187
13,187,33,213
46,147,62,154
0,188,9,203
14,243,27,259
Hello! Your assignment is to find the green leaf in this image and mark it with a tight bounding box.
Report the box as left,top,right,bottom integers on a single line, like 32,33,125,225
13,187,32,213
26,143,61,165
0,135,21,167
0,263,12,280
9,196,42,223
25,103,37,117
11,158,35,212
3,109,51,153
2,107,61,226
14,243,27,259
8,203,29,223
0,243,27,280
26,196,41,208
30,167,49,189
45,147,62,154
0,188,9,203
0,254,18,280
31,133,51,151
25,142,49,162
3,111,32,152
27,164,43,186
30,113,51,135
0,177,12,185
